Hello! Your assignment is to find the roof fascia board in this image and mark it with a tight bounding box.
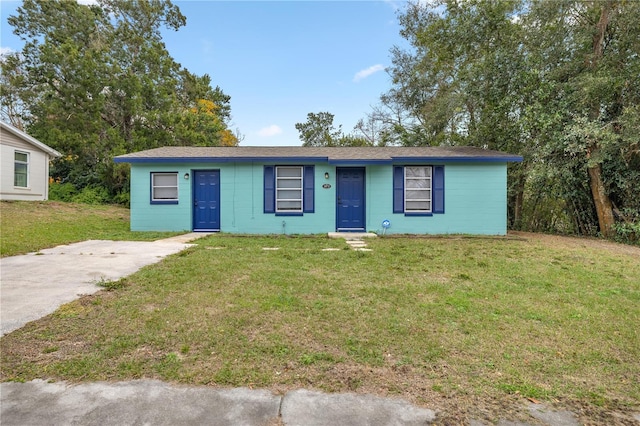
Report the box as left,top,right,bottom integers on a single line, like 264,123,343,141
114,156,330,164
327,159,392,165
391,156,523,163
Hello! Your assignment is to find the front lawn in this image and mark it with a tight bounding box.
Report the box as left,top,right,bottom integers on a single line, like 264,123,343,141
0,201,179,257
1,233,639,422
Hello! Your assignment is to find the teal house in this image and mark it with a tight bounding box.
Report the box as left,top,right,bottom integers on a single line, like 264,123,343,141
114,146,522,235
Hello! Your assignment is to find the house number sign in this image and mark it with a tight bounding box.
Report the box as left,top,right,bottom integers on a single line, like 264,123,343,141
322,184,331,189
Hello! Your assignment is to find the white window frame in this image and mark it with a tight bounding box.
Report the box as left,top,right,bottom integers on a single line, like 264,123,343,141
404,166,432,213
151,172,178,203
14,150,29,188
275,166,303,213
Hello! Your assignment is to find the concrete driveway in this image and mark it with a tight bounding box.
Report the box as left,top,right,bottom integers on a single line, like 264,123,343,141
0,234,208,336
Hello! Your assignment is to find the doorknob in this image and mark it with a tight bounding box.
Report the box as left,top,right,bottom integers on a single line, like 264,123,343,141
194,200,198,206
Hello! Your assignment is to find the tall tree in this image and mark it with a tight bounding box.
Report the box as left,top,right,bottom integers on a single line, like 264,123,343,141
295,112,371,147
353,116,392,146
523,0,640,238
3,0,238,200
295,112,343,147
383,0,534,226
0,52,29,130
380,0,639,238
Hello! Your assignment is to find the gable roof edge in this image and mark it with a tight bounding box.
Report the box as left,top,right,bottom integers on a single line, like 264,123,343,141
1,121,62,158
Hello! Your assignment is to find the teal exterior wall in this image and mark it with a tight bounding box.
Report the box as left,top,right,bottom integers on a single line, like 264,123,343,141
129,161,508,235
365,163,507,235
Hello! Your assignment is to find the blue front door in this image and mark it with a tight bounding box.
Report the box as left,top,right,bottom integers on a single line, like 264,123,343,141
193,170,220,231
336,167,365,231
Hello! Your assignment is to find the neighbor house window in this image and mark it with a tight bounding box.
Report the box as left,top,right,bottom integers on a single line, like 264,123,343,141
14,151,29,187
393,165,445,215
404,166,432,212
151,172,178,203
276,166,303,213
264,165,314,214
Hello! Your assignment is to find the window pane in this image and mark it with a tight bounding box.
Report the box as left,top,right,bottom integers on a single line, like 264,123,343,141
153,187,178,199
406,200,431,211
406,178,430,189
14,164,27,187
277,167,302,178
14,151,28,187
276,166,303,212
406,167,430,178
406,189,430,200
277,189,302,199
154,174,177,186
404,166,432,212
151,172,178,201
277,200,302,210
277,179,302,189
14,175,27,187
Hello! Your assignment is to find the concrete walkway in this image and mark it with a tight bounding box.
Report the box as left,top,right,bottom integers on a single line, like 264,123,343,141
328,232,376,251
0,233,209,336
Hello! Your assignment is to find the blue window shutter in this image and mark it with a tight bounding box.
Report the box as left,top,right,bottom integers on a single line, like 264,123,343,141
264,166,275,213
433,165,445,214
303,165,314,213
393,166,404,213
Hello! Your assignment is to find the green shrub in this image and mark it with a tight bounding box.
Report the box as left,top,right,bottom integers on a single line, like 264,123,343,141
613,221,640,246
112,191,130,207
70,186,111,205
611,208,640,245
49,182,77,202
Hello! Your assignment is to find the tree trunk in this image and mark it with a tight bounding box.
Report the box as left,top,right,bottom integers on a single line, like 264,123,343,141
587,157,615,237
586,1,616,238
513,172,525,230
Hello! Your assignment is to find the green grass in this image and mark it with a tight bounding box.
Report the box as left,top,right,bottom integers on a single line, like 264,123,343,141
1,233,639,415
0,201,180,256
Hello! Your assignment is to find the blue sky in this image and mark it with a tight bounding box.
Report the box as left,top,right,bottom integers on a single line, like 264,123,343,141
1,1,410,146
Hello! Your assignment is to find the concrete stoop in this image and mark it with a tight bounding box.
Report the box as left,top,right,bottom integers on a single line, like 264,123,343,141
328,232,377,240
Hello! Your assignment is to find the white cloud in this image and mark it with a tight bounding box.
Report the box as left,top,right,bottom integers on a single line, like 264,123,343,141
201,38,213,55
257,124,283,137
0,47,15,57
385,0,440,11
353,64,385,82
383,0,401,11
77,0,99,5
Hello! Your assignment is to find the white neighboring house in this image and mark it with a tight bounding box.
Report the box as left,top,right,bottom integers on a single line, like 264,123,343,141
0,121,62,201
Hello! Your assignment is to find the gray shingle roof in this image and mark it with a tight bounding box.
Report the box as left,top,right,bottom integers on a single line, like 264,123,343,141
114,146,522,164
